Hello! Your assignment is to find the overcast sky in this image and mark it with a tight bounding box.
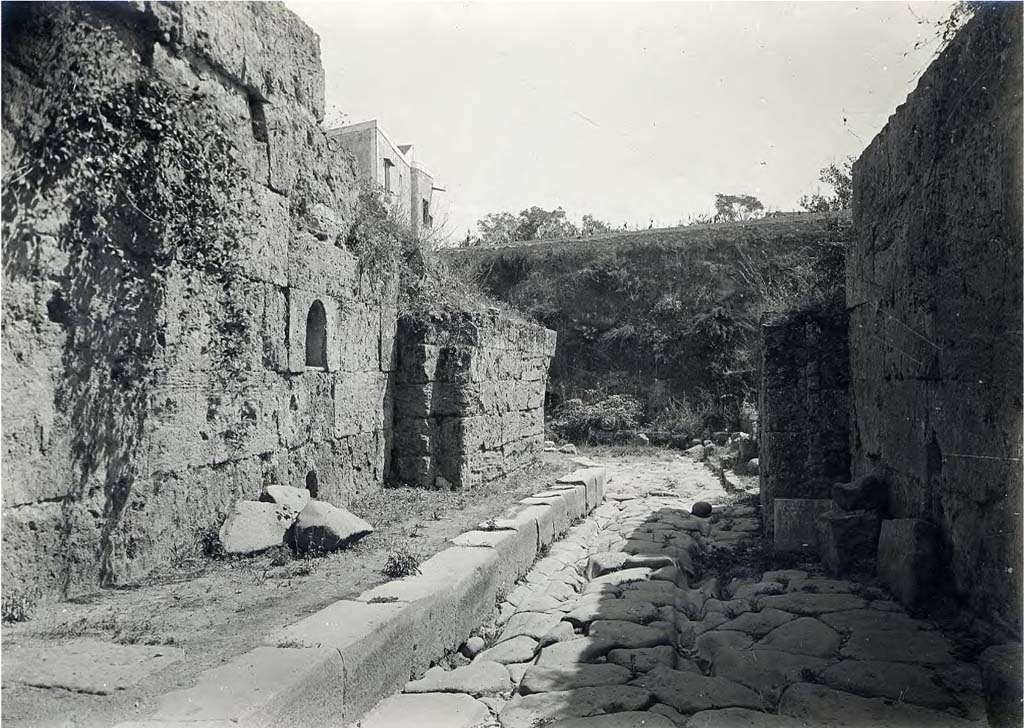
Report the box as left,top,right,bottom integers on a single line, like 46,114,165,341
288,0,955,240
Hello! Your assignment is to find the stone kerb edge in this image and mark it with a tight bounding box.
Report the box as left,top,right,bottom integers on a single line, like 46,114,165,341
115,467,607,728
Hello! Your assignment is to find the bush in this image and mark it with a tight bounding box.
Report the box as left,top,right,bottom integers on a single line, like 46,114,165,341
549,394,643,443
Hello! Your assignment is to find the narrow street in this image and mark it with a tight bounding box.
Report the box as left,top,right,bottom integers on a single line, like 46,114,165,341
360,455,987,727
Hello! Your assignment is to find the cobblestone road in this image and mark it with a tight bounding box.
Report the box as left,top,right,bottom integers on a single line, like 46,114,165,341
359,457,987,728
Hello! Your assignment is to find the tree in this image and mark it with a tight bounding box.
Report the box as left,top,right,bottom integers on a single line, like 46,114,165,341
580,214,613,237
473,207,615,245
799,158,853,213
714,194,765,222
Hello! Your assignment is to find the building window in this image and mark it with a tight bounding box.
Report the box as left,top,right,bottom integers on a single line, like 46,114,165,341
305,300,327,368
422,199,432,228
383,158,394,193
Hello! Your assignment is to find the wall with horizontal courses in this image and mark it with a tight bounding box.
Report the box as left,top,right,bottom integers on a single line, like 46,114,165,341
759,310,850,536
393,310,556,488
1,2,398,596
443,214,851,417
849,5,1022,635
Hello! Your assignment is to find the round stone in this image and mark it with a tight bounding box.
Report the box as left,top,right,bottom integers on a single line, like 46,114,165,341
692,501,713,518
460,636,486,658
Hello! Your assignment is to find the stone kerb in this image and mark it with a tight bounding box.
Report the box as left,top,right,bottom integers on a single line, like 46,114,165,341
115,467,607,728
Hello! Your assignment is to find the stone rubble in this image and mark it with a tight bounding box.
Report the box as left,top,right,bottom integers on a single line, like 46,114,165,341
359,456,991,728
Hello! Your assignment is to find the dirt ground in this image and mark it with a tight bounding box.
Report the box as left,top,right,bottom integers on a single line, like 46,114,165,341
0,452,582,727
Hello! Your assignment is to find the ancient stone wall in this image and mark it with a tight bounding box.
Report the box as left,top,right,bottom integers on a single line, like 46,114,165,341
392,311,556,488
1,2,397,596
849,5,1022,634
759,311,851,537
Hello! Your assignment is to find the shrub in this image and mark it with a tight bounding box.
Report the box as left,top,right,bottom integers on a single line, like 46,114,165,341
549,393,644,443
2,587,40,623
382,548,422,579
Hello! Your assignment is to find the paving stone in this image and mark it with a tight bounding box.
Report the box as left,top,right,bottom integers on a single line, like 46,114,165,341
586,552,629,578
518,593,564,613
730,581,785,600
588,620,672,648
754,617,841,658
519,663,632,694
547,712,676,728
629,668,763,714
479,695,507,715
712,647,834,699
818,608,928,633
718,608,797,637
606,646,678,673
539,621,578,647
535,638,616,667
704,598,751,619
761,570,808,583
498,686,654,728
476,636,538,665
501,611,564,642
506,662,530,684
678,588,710,618
778,682,974,727
621,580,678,606
756,593,866,616
820,660,959,710
564,598,659,627
651,565,683,584
867,599,905,612
785,578,860,594
588,567,653,588
687,707,812,728
840,628,953,663
648,703,689,726
361,692,492,728
404,661,511,696
695,630,754,664
5,639,184,695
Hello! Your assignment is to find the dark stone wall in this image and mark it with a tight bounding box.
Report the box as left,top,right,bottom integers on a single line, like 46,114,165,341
759,311,851,534
392,310,556,488
849,5,1023,635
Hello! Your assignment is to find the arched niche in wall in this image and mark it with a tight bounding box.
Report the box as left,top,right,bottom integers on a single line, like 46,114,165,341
305,300,327,369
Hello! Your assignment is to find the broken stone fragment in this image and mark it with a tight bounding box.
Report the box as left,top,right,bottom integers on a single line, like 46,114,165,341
219,500,298,555
832,474,887,512
559,444,579,455
259,484,310,513
289,500,373,554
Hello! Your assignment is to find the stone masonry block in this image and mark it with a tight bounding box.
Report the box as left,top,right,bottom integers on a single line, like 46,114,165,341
774,498,832,553
817,510,881,577
877,518,939,610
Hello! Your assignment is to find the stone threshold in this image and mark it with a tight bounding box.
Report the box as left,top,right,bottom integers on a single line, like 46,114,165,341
113,468,608,728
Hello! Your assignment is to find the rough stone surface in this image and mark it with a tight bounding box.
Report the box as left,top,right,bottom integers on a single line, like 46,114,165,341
875,518,937,610
771,499,833,553
759,312,850,537
519,663,632,694
839,628,953,664
290,500,372,553
629,668,763,715
606,646,678,673
848,4,1022,630
404,661,510,696
718,609,796,637
475,636,539,665
218,500,297,555
588,620,672,649
712,647,833,699
756,593,866,616
564,598,659,627
548,713,675,728
832,475,887,513
978,642,1024,728
687,708,811,728
259,484,311,513
779,682,974,727
820,660,959,710
3,639,184,695
498,686,654,728
816,510,880,577
754,617,841,658
361,692,493,728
